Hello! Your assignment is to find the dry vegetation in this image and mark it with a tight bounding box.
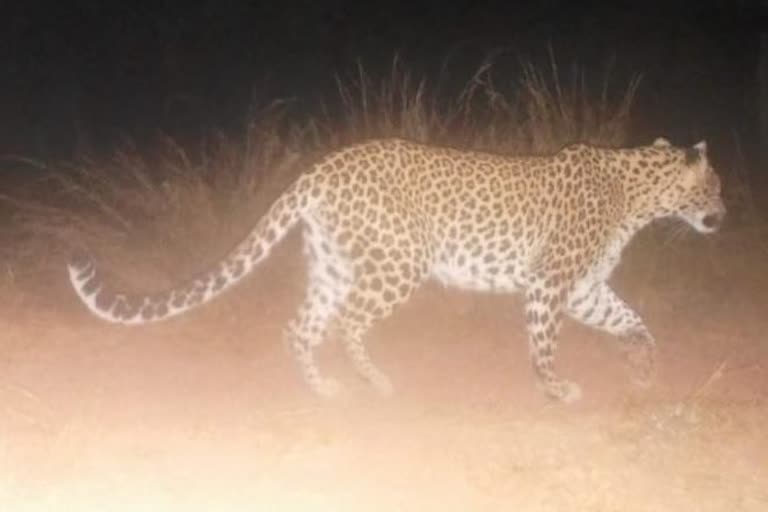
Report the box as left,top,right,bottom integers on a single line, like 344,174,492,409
0,57,642,294
0,58,766,510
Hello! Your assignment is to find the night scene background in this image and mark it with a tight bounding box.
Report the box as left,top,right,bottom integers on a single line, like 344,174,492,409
3,2,766,160
1,1,767,510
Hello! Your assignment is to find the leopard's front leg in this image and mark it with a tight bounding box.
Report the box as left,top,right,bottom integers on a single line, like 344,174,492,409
567,280,656,387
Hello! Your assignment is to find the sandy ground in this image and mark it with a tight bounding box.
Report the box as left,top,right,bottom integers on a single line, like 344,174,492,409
0,232,766,511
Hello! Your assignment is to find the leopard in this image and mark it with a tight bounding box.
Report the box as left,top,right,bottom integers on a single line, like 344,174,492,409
68,137,725,402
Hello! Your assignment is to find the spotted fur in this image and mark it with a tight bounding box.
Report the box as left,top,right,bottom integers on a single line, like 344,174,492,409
69,137,725,402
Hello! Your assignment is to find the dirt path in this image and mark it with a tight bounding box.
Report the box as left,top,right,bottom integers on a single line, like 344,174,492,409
1,242,766,511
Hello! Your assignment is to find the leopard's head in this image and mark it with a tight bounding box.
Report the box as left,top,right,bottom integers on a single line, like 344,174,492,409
667,141,726,234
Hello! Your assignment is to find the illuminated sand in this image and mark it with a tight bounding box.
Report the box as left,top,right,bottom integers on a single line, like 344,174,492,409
1,235,766,511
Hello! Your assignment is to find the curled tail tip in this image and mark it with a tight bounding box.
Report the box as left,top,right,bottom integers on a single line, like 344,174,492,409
68,248,93,268
67,249,96,281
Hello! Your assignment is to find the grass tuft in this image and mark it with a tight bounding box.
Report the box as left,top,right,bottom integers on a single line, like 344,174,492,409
1,55,642,300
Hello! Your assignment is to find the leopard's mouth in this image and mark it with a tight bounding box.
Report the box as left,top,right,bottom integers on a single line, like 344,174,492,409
681,209,725,234
700,211,725,232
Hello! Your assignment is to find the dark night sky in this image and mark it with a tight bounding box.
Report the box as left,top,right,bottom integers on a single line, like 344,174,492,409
1,1,766,158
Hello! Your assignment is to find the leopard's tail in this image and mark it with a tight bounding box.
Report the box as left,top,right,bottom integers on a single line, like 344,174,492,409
68,178,307,325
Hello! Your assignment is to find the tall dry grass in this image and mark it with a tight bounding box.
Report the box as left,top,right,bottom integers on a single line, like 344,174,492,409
0,57,642,299
331,54,640,152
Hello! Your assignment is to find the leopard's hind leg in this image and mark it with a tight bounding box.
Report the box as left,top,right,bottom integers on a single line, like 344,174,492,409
334,247,429,396
286,222,352,397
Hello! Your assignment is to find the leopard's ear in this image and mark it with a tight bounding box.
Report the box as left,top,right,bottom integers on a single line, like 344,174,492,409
685,140,708,166
653,137,671,147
